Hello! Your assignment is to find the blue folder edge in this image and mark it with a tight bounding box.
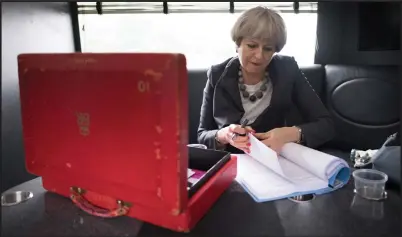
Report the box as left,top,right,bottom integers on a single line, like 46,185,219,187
238,163,351,203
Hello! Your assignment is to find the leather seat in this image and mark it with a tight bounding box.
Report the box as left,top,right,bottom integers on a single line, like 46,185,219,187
188,69,210,145
188,64,400,160
284,65,326,127
324,65,400,151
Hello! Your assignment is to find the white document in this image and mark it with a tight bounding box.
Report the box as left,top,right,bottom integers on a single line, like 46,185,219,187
236,154,328,201
248,135,285,177
277,157,328,192
235,135,350,202
236,154,295,199
280,143,348,180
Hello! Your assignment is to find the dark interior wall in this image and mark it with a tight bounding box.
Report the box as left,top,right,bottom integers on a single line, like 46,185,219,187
1,2,75,192
315,2,401,65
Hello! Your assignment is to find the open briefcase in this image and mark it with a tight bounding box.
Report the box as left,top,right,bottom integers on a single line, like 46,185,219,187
17,53,237,232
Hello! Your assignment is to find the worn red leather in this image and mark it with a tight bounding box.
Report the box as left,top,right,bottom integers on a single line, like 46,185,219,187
17,53,237,232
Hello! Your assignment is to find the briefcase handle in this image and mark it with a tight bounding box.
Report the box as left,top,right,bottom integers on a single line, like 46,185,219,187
69,186,131,218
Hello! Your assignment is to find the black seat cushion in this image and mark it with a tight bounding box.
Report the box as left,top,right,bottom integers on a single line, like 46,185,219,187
324,65,400,150
285,65,326,126
187,65,400,152
188,70,209,144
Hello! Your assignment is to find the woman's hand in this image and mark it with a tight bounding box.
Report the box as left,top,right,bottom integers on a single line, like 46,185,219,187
254,127,300,153
217,124,255,153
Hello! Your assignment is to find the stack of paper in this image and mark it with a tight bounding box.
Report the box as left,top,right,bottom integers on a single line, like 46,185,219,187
235,135,351,202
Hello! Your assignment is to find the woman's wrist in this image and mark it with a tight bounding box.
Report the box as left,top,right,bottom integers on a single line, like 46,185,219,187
286,126,302,143
216,129,229,145
292,126,302,143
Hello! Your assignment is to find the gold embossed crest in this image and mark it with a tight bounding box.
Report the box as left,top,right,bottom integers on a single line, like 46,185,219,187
76,112,90,136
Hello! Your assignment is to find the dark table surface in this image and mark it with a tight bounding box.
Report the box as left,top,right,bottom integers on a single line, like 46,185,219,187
2,176,400,237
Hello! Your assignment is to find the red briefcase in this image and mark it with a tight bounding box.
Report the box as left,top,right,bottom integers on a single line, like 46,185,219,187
17,53,237,232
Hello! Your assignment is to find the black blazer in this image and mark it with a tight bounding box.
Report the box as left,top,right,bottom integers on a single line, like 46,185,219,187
197,55,335,152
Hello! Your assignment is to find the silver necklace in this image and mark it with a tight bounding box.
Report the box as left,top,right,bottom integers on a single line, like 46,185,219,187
238,68,269,102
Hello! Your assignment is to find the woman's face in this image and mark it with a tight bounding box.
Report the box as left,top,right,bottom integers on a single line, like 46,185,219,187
237,38,275,74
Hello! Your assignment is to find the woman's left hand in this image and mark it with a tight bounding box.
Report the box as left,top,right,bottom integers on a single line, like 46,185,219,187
254,127,300,153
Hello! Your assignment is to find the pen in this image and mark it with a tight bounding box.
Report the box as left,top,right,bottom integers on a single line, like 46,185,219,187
231,119,249,140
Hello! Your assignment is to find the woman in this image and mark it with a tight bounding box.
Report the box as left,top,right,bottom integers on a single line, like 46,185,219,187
197,6,334,154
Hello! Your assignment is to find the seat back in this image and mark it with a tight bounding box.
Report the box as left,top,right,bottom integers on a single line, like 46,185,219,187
324,65,400,150
188,70,210,144
187,64,400,150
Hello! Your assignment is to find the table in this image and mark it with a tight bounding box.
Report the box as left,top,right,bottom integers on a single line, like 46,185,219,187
2,177,400,237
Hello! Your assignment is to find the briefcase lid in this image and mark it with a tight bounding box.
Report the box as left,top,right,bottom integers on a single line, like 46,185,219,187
18,53,189,214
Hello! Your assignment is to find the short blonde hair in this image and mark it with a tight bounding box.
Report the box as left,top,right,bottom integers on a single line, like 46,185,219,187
231,6,287,52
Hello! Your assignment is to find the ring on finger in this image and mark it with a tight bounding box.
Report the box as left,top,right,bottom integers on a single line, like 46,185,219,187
231,132,238,141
